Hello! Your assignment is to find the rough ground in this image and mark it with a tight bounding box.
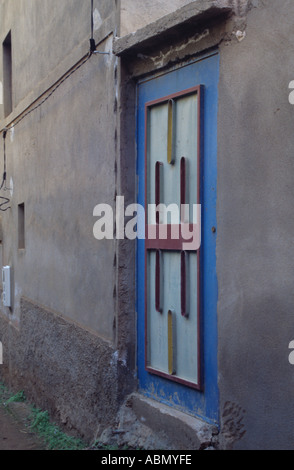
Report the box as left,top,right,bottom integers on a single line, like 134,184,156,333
0,403,45,450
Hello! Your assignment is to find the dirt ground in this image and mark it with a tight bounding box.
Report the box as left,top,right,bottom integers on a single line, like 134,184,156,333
0,404,45,450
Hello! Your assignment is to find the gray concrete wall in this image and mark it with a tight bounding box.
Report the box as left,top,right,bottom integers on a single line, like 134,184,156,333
0,0,294,450
0,0,117,114
0,298,119,441
0,0,118,339
119,0,251,37
120,0,193,36
0,0,135,441
217,0,294,450
116,0,294,450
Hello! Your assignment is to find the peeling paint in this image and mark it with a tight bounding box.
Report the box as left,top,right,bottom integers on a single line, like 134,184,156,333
119,349,127,367
110,350,119,366
9,125,14,143
9,177,13,198
110,348,128,368
235,30,246,42
93,8,102,31
104,35,113,60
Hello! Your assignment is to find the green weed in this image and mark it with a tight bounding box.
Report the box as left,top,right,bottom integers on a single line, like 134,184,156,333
5,390,26,404
29,408,85,451
0,381,86,451
0,381,11,404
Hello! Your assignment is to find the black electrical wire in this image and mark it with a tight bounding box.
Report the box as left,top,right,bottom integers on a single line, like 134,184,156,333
0,0,97,136
0,52,91,136
0,130,7,190
0,51,91,213
90,0,96,53
0,131,11,211
0,196,10,212
0,0,101,212
0,0,106,139
91,0,94,39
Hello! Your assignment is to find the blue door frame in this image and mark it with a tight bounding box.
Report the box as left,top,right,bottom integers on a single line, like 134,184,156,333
136,52,219,425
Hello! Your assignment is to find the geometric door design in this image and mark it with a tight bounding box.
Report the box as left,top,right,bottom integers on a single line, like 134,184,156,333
145,87,203,389
137,52,219,425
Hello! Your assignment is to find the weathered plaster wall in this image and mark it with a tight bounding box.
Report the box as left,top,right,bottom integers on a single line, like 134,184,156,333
1,38,117,342
0,0,120,340
0,299,119,441
0,0,117,114
0,0,135,441
216,0,294,450
119,0,251,37
116,0,294,450
0,0,293,450
120,0,193,36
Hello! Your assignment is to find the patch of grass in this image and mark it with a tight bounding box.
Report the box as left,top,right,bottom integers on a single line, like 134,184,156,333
5,390,26,404
0,380,11,404
0,381,86,451
29,408,85,451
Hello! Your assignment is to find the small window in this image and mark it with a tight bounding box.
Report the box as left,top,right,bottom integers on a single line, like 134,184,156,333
18,203,25,249
3,31,12,117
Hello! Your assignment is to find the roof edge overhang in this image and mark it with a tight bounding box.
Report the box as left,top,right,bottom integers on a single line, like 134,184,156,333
113,1,233,57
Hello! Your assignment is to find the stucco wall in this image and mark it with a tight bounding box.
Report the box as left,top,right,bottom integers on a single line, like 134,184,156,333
0,0,133,441
116,0,294,450
119,0,251,37
0,298,120,441
120,0,193,36
217,0,294,450
0,0,117,114
0,0,118,340
0,0,294,450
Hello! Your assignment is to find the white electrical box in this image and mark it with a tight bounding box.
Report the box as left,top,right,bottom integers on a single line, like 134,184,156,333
2,266,11,307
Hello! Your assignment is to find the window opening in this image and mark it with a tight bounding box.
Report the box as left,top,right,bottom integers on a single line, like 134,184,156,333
2,31,12,117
